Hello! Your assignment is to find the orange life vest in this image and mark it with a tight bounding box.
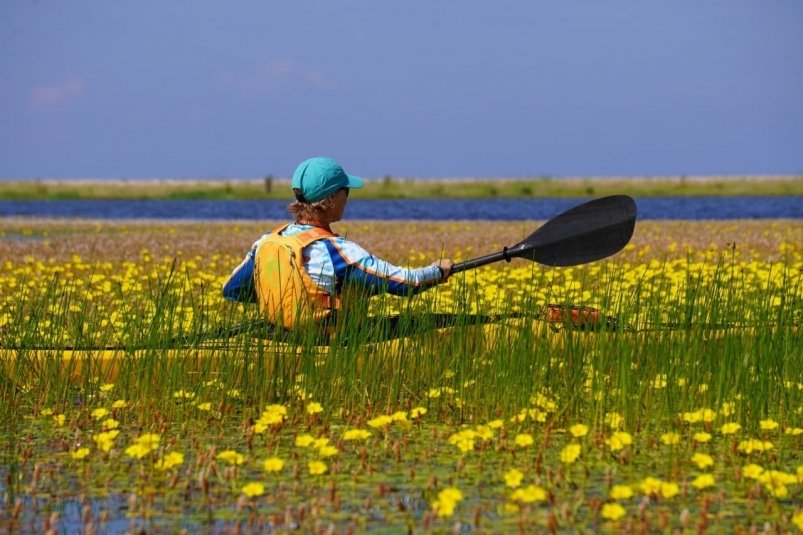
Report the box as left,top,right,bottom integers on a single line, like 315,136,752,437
253,224,339,330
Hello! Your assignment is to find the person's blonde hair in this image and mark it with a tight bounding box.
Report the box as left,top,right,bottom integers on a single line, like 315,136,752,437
287,191,337,222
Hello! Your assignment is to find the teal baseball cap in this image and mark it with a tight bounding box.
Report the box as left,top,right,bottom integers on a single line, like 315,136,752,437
291,157,364,203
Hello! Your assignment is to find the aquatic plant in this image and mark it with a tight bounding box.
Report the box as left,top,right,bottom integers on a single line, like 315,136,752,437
0,220,801,532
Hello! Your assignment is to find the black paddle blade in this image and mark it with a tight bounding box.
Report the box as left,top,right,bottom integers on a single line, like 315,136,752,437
510,195,636,266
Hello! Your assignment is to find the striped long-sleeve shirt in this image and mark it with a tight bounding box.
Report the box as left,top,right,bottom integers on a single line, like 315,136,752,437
222,223,443,303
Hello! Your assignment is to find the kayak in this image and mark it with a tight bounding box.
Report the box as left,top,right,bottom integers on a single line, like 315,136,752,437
1,306,623,382
1,319,577,382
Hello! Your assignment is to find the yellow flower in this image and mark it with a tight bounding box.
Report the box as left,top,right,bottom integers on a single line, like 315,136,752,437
758,470,797,488
40,408,53,416
606,431,633,451
264,404,287,417
155,451,184,470
758,419,779,431
438,487,463,503
742,464,765,479
510,485,547,503
531,392,556,411
241,482,264,498
761,479,788,498
410,407,427,418
313,438,330,449
792,511,803,531
217,450,245,466
125,444,151,459
367,415,393,428
54,414,67,427
306,402,323,415
569,423,589,438
71,447,90,460
462,423,487,440
605,412,623,429
691,452,714,469
527,408,547,422
488,419,504,429
785,427,803,436
448,430,476,453
610,485,634,500
390,411,408,422
134,433,160,449
639,477,663,495
100,383,114,393
172,389,195,399
252,421,270,434
721,422,741,435
343,429,371,441
682,408,716,424
196,402,212,411
295,434,315,447
432,499,457,518
660,482,679,499
95,437,114,453
700,408,716,422
691,474,715,489
682,410,703,424
111,399,127,409
693,432,712,443
101,418,119,430
650,374,667,389
514,433,534,448
263,457,284,473
559,443,581,464
660,432,681,445
601,502,627,521
124,433,160,459
93,430,119,452
91,408,109,420
737,439,773,454
455,439,474,453
317,445,339,458
256,405,285,428
308,460,327,475
431,487,463,518
501,502,520,514
504,468,524,488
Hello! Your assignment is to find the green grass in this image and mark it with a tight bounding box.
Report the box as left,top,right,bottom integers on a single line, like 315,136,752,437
1,175,801,200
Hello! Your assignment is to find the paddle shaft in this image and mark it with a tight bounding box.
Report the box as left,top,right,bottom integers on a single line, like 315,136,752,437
451,248,518,274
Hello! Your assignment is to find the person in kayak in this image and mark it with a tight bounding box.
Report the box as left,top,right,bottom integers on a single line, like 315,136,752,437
222,156,453,330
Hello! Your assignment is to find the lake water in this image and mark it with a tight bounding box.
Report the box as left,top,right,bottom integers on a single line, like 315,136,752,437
0,197,801,220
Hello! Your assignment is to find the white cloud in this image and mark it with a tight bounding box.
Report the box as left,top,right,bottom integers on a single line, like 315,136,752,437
28,76,85,109
217,59,335,94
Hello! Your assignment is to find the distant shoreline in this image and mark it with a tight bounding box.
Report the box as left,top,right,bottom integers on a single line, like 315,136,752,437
0,175,800,200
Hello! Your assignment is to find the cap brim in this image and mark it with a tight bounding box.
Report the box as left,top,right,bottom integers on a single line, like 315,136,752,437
346,175,364,189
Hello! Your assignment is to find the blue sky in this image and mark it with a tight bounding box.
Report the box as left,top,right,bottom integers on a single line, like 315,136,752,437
1,1,801,179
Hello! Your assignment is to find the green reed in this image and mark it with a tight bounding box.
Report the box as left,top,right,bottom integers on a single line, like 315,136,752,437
2,252,799,430
1,250,801,532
